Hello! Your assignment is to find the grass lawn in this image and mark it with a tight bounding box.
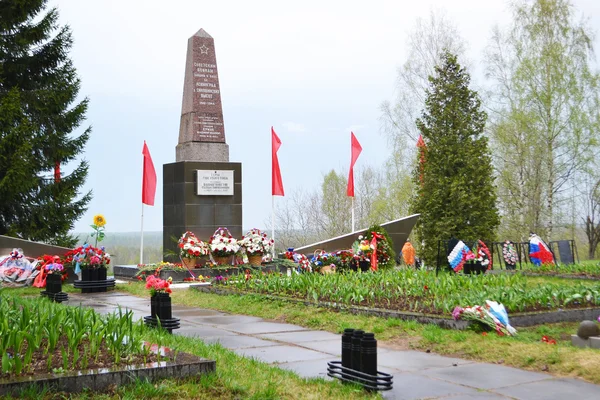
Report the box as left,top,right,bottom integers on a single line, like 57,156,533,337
117,279,600,385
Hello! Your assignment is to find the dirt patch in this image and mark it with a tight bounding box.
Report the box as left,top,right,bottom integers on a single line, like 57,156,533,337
380,336,422,351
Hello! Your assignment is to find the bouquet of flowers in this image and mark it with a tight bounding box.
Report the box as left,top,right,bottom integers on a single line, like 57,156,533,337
335,249,355,271
45,260,64,275
452,300,517,336
284,248,312,273
311,250,336,274
239,228,274,256
352,236,373,261
178,231,209,259
209,227,240,257
64,244,111,274
145,275,172,296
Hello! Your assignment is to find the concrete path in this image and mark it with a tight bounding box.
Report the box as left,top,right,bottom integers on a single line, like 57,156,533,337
67,291,600,400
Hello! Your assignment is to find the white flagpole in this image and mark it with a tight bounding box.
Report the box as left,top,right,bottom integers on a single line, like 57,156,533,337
140,204,144,265
351,197,355,233
271,195,275,259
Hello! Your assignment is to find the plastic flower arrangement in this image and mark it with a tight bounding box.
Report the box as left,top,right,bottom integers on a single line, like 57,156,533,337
45,261,64,275
64,244,110,274
145,275,172,296
239,228,274,256
452,300,517,336
178,231,209,259
334,249,355,271
284,248,312,273
209,227,240,257
502,241,519,268
311,250,336,273
462,240,491,269
352,236,373,261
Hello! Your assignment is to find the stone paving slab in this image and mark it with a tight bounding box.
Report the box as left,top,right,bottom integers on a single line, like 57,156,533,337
492,377,600,400
420,362,551,390
188,315,264,325
294,339,342,356
234,345,330,364
276,357,334,379
224,322,309,335
381,373,502,400
377,350,474,371
202,335,279,349
170,308,223,316
257,330,340,343
175,326,239,339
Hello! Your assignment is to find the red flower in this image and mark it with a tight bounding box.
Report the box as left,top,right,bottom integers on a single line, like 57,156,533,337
482,332,488,336
424,285,429,291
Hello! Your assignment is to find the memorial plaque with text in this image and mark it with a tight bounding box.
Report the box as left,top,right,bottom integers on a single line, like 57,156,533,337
179,29,225,144
196,170,234,196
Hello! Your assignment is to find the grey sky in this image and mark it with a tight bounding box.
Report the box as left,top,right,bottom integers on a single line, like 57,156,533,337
49,0,600,234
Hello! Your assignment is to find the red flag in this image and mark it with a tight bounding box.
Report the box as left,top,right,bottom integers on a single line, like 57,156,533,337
346,132,362,197
142,141,157,206
271,127,284,196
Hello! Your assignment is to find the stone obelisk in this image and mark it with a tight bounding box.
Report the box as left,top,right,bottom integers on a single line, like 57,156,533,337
163,29,242,262
176,29,228,162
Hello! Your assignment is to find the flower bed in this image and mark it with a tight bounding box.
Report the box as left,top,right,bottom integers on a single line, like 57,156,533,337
0,293,166,379
224,269,600,315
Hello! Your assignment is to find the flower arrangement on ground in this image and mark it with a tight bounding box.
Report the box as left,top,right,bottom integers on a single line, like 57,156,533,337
178,231,209,259
239,228,274,256
145,275,172,296
64,244,110,274
311,250,336,274
209,227,240,257
136,262,184,281
502,240,519,269
462,240,491,272
334,249,355,271
363,225,396,270
352,236,373,262
452,300,517,336
284,248,312,273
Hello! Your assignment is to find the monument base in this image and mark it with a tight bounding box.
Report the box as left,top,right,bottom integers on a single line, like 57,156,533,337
176,142,229,162
163,161,242,262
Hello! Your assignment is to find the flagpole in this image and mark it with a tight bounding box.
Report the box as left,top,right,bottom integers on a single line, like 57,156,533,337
351,197,355,233
140,204,144,265
271,195,275,259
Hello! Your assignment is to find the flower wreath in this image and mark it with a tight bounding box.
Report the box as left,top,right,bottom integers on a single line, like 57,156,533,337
502,241,518,267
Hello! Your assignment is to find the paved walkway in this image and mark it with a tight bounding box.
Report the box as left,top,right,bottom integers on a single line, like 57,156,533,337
67,291,600,400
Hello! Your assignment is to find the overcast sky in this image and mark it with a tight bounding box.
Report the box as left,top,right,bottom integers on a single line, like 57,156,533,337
50,0,600,234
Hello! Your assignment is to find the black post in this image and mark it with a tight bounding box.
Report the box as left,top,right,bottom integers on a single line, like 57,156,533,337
351,329,364,372
360,332,377,377
341,328,355,369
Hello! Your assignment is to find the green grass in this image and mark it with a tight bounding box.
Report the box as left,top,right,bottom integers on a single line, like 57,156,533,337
116,281,600,384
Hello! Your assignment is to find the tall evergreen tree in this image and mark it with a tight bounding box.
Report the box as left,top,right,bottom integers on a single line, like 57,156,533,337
411,52,499,265
0,0,91,247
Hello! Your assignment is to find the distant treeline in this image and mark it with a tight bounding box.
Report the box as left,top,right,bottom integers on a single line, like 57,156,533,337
74,231,163,266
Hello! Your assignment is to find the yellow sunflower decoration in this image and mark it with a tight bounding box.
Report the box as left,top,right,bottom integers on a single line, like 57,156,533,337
91,214,107,247
93,214,106,227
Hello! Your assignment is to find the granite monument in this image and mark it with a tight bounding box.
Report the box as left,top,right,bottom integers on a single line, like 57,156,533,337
163,29,242,261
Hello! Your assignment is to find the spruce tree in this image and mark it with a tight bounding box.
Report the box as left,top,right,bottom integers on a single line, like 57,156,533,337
411,52,499,265
0,0,91,247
